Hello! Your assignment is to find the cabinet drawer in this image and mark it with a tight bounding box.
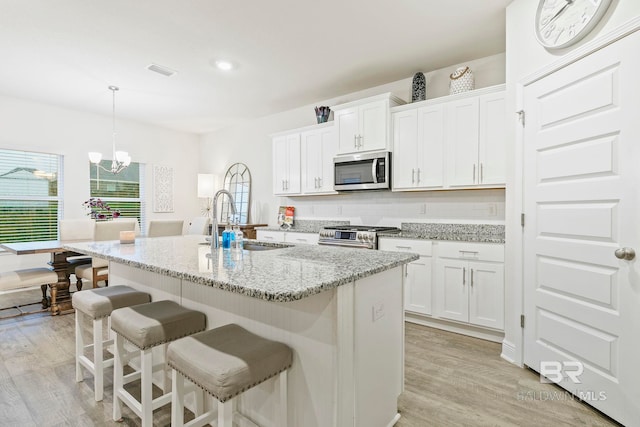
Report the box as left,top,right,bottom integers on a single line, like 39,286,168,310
436,241,504,262
256,230,285,242
284,232,319,245
378,238,432,256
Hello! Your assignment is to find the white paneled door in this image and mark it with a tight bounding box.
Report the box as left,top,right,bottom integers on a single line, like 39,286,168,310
523,30,640,426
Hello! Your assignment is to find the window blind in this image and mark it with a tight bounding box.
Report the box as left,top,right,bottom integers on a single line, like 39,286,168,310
0,149,62,243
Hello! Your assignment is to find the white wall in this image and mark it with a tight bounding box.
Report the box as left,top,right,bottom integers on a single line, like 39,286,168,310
503,0,640,365
0,94,200,271
200,53,506,227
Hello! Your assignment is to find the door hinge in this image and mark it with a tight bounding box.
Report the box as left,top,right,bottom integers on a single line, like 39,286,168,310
517,110,525,127
521,213,525,227
520,314,525,328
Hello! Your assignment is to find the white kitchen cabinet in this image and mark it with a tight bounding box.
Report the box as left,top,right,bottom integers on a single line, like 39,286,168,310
434,241,504,330
284,232,319,245
301,124,337,194
272,133,301,195
334,93,404,155
256,229,318,245
446,89,506,188
392,104,444,190
379,238,432,315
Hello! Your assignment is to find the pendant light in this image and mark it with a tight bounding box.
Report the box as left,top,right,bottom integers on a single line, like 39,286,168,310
88,85,131,177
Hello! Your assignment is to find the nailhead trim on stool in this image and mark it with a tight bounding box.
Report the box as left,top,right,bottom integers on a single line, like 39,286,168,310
110,300,206,427
167,324,293,427
72,285,151,402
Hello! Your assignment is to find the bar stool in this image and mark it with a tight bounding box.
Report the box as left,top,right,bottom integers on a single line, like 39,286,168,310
72,285,151,401
167,324,293,427
110,300,206,427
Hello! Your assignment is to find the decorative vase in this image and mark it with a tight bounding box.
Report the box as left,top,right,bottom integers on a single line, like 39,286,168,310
411,72,426,102
449,66,474,95
315,106,330,123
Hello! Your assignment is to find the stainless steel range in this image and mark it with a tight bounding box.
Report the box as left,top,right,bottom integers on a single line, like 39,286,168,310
318,225,400,249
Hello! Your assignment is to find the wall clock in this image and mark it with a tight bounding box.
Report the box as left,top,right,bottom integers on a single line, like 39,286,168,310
535,0,612,49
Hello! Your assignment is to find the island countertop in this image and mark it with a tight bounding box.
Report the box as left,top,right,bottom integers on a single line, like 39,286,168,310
63,235,418,302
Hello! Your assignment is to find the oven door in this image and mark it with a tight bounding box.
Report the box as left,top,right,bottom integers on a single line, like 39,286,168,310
333,151,390,191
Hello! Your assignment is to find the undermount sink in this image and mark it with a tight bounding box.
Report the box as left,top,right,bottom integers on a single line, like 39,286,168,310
243,241,291,251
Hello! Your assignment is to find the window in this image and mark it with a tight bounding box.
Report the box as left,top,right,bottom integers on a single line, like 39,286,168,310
90,160,145,230
0,149,63,243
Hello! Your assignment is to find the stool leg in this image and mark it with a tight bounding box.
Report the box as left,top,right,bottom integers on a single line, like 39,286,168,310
93,317,103,401
162,343,171,394
75,310,84,382
113,333,124,422
141,348,153,427
275,370,288,427
218,399,233,427
194,384,204,418
171,369,184,427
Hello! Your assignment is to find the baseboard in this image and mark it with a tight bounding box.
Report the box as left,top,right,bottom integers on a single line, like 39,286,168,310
405,312,504,343
501,339,520,366
387,413,401,427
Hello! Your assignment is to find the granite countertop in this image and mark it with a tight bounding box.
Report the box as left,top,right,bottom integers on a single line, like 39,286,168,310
378,223,505,244
63,235,417,303
256,219,350,234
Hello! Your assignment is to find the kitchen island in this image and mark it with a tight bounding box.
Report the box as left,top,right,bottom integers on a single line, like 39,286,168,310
64,235,418,427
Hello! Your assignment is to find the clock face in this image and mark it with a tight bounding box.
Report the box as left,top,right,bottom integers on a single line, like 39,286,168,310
535,0,612,49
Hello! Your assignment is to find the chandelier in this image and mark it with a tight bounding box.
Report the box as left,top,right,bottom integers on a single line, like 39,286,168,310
88,85,131,175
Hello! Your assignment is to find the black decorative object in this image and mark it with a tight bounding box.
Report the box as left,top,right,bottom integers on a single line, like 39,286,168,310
411,72,426,102
315,106,330,123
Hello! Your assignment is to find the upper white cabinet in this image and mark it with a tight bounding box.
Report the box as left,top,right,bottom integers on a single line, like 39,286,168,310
300,124,337,195
272,133,301,195
334,93,404,155
391,84,506,192
446,89,506,187
392,104,445,190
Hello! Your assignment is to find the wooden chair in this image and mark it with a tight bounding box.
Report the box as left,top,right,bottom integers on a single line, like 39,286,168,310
75,220,136,289
59,218,95,283
147,220,184,237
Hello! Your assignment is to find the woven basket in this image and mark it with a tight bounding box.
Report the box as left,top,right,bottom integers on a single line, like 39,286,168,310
449,66,474,95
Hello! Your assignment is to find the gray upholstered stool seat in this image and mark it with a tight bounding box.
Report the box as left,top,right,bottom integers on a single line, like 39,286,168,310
72,285,151,402
111,300,206,427
167,324,293,427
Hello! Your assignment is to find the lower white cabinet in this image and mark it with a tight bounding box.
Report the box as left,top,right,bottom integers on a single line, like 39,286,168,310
378,238,432,315
434,241,504,330
256,230,318,245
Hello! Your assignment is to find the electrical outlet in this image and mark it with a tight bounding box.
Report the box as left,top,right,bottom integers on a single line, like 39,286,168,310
372,302,385,321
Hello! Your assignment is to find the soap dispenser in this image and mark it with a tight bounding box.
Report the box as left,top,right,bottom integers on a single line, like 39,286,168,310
222,219,232,249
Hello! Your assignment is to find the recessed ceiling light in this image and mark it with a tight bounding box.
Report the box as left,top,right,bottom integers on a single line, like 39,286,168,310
215,60,234,71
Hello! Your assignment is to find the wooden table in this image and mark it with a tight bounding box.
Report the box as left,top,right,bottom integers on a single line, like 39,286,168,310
0,240,86,315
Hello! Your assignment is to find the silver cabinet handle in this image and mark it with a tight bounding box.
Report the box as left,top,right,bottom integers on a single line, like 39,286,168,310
315,177,319,188
470,268,474,287
463,267,466,285
395,245,412,250
480,163,484,183
416,168,421,184
354,135,358,148
264,236,274,240
473,164,476,184
296,238,307,242
615,247,636,260
318,177,322,187
282,180,285,190
411,168,415,184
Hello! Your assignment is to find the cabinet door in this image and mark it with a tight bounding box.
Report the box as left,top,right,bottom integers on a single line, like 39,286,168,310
335,107,359,154
273,136,289,194
478,91,506,186
435,259,469,323
468,261,504,329
359,100,388,152
318,127,338,193
301,130,322,193
417,104,445,188
284,232,319,245
446,97,479,187
285,133,301,194
405,256,432,315
392,109,418,190
256,230,286,242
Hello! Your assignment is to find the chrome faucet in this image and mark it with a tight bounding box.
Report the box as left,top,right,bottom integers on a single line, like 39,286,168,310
210,189,237,249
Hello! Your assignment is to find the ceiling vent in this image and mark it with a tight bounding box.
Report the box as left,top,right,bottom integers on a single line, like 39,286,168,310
146,63,177,77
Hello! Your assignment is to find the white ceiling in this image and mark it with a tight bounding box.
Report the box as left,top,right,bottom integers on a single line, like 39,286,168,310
0,1,510,134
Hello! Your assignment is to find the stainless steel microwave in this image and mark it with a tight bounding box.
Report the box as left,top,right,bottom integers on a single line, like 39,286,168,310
333,151,390,191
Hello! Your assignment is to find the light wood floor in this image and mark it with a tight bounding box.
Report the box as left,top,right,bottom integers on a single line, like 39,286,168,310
0,289,620,427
